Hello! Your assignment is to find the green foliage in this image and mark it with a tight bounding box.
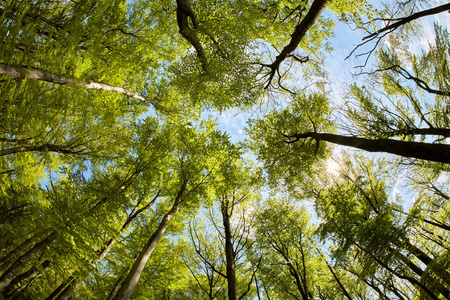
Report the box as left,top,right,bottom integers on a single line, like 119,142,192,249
1,0,449,299
246,93,334,190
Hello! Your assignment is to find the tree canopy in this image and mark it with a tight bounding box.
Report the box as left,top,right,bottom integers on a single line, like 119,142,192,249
1,0,450,299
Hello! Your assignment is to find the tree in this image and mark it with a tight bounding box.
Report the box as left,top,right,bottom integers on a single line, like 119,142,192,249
253,198,355,300
3,0,449,299
112,121,239,300
247,24,450,170
315,155,450,299
183,163,261,300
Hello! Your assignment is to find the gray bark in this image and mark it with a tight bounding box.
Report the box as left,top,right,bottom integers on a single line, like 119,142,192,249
113,183,187,300
0,63,149,103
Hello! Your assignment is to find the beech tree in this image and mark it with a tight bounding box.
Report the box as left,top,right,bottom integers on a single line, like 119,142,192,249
183,163,261,300
315,156,450,299
2,0,450,299
253,198,356,300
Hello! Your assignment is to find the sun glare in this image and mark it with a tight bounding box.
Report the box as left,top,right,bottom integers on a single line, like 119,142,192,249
325,159,342,177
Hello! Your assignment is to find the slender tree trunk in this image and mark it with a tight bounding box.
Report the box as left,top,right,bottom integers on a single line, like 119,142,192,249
0,63,150,103
55,193,160,300
54,276,79,300
402,240,433,265
1,260,49,297
88,167,143,216
113,183,187,300
287,263,308,300
8,271,43,299
176,0,207,69
289,132,450,164
0,143,88,157
46,279,71,300
325,262,353,300
221,198,239,300
363,279,391,299
106,269,128,300
0,231,57,293
0,228,53,268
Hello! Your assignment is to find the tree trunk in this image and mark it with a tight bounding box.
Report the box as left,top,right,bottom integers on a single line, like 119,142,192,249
88,167,143,216
7,272,43,299
113,183,187,300
0,63,150,103
54,276,79,300
287,263,308,300
46,279,71,300
0,231,57,293
325,262,353,300
1,260,49,297
55,193,160,300
221,199,239,300
0,143,88,157
106,271,127,300
176,0,207,69
0,228,53,268
289,132,450,164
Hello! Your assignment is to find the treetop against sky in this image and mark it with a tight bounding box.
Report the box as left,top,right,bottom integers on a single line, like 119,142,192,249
1,0,450,299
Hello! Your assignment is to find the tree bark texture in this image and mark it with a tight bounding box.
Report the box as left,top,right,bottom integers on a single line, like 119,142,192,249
0,63,149,103
113,183,187,300
221,199,239,300
0,231,57,293
0,228,53,268
1,260,49,297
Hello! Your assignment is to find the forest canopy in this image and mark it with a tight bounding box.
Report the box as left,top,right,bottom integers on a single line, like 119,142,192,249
1,0,450,299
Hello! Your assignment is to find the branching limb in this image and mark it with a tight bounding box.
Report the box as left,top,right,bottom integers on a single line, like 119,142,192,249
176,0,208,69
264,0,328,89
363,3,450,41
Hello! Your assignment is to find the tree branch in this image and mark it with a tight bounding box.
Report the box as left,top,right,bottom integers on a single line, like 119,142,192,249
264,0,328,89
363,3,450,41
287,132,450,164
0,63,155,105
176,0,208,70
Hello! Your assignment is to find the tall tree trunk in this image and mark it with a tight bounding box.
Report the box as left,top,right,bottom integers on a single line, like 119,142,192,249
287,263,308,300
288,132,450,164
46,279,71,300
54,276,79,300
0,228,53,268
0,231,57,293
106,271,128,300
176,0,207,69
113,183,187,300
0,143,89,157
1,260,49,297
55,193,160,300
325,262,353,300
0,63,151,104
7,271,43,299
221,198,239,300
